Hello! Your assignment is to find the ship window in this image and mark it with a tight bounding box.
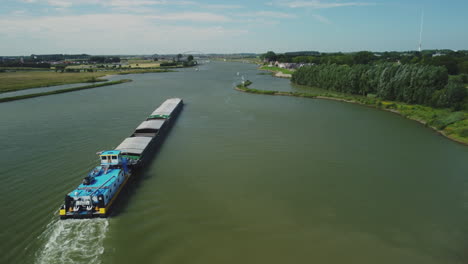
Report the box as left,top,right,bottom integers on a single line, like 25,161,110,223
112,156,117,160
101,156,107,160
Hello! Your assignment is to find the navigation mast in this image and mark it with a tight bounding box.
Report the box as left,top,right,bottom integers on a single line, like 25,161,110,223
418,10,424,52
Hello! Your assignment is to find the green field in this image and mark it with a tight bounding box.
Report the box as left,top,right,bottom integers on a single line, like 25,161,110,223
0,79,132,103
259,66,294,75
0,71,113,93
126,59,161,68
0,69,171,93
219,58,262,64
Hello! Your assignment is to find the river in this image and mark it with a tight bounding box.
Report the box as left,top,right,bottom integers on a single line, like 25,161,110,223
0,61,467,264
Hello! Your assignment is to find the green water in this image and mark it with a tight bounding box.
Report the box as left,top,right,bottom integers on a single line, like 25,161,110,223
1,62,467,264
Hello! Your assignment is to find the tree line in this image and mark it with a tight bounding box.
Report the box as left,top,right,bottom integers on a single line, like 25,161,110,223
291,63,467,110
0,61,51,68
262,50,468,75
89,56,120,63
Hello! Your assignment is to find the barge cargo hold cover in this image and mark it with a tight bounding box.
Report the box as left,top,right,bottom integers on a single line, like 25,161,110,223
59,98,183,219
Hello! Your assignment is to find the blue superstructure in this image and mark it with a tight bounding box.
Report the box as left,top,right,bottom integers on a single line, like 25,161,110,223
60,150,130,218
59,98,184,219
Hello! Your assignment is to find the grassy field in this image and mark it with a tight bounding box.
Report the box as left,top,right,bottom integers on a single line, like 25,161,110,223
0,79,132,103
219,58,262,64
259,66,294,75
0,68,172,93
0,71,113,93
126,59,161,68
236,82,468,145
128,62,160,68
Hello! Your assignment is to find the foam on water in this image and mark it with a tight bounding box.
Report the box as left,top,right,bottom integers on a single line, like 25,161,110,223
35,218,109,264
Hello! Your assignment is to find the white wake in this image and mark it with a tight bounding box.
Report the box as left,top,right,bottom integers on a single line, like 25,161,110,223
35,218,109,264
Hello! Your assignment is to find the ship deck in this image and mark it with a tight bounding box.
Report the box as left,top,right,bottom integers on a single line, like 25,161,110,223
68,167,121,198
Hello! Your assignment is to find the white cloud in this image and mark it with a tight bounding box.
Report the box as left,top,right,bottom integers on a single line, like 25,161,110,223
271,0,373,9
147,12,231,22
110,6,155,13
0,14,247,54
241,11,296,18
47,0,72,7
16,0,245,15
11,10,28,15
104,1,242,9
18,0,197,7
242,18,281,26
311,14,330,23
105,0,164,7
203,4,243,9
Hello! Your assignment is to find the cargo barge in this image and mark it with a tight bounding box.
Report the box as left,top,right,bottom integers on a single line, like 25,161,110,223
59,98,183,219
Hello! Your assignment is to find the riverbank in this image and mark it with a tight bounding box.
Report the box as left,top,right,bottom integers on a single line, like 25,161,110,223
236,82,468,145
259,66,293,78
214,58,262,64
0,79,132,103
115,68,173,75
0,68,172,93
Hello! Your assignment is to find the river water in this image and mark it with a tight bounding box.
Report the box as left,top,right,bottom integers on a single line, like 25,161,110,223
0,61,467,264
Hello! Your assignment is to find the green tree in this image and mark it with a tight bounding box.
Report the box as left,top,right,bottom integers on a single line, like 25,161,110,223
291,63,459,108
90,56,106,63
458,61,468,74
353,51,375,65
187,55,194,62
430,55,459,75
263,51,277,62
410,56,420,64
445,77,467,109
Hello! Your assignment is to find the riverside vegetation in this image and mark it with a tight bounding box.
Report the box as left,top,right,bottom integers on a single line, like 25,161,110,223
292,63,467,110
236,63,468,145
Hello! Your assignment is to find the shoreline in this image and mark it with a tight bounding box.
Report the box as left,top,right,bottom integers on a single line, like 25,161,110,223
275,72,292,78
0,68,173,95
235,85,468,146
0,79,132,103
258,66,292,79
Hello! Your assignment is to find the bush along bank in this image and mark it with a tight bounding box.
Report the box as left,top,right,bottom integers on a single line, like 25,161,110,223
292,63,468,110
235,80,468,145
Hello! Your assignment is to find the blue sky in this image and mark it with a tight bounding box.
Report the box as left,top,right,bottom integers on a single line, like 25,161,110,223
1,0,467,55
